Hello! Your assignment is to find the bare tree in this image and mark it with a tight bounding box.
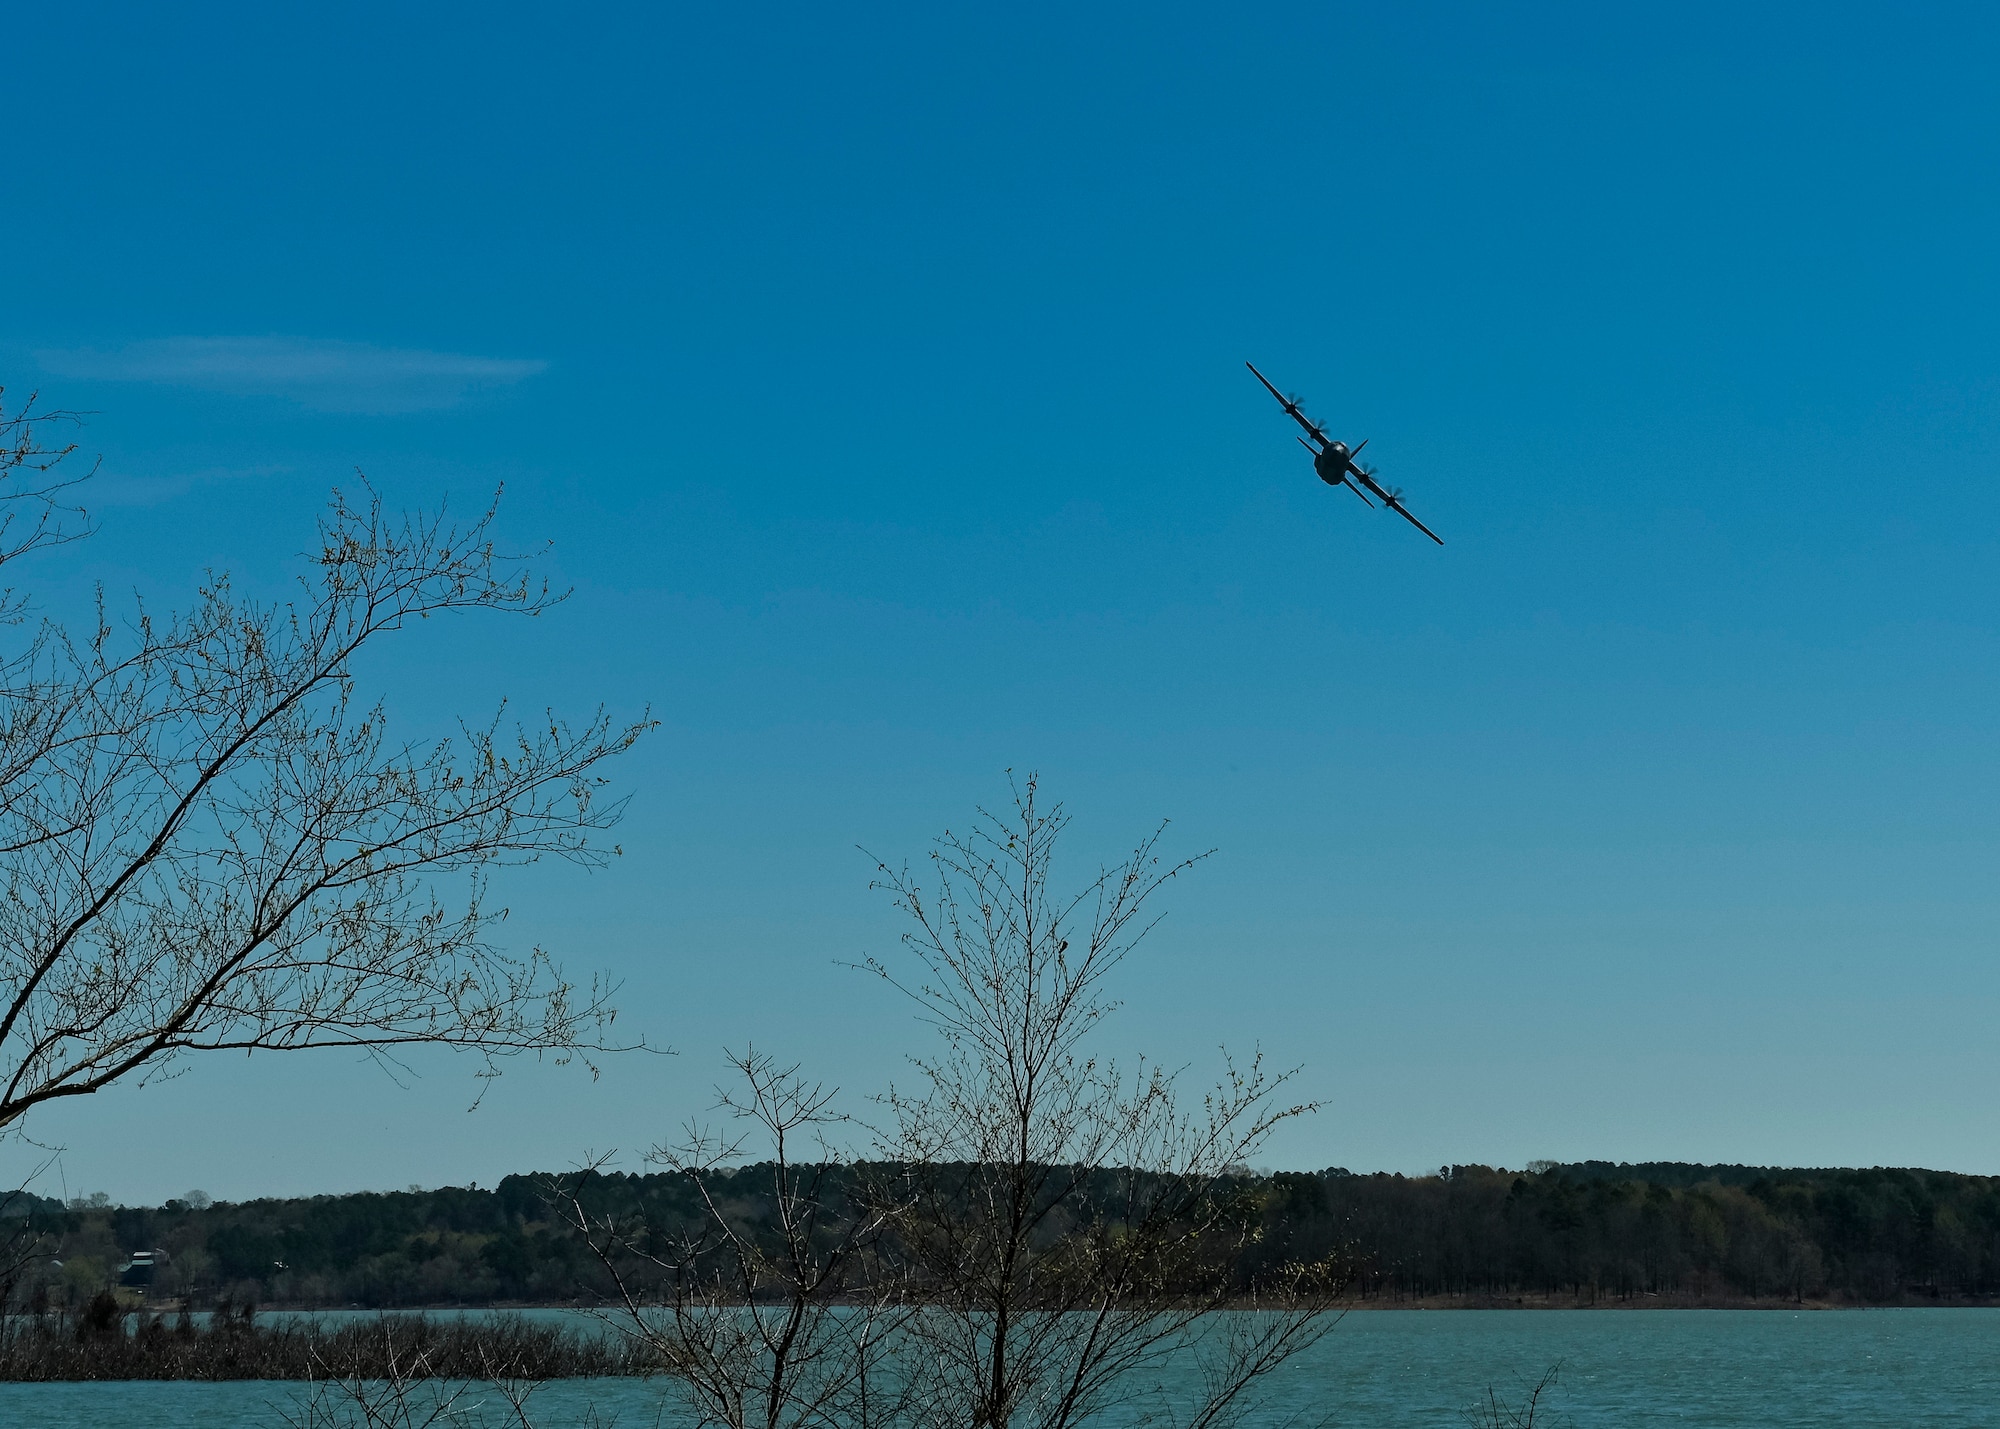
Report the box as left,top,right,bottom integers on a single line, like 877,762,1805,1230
0,395,652,1136
547,782,1343,1429
860,775,1346,1429
558,1048,914,1429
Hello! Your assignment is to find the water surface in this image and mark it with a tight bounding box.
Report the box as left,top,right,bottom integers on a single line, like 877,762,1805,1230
4,1309,1993,1427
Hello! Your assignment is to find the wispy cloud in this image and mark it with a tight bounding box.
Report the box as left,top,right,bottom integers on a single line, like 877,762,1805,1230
88,463,290,509
36,336,548,413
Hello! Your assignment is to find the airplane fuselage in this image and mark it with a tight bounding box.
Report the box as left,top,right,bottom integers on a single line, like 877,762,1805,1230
1312,440,1353,485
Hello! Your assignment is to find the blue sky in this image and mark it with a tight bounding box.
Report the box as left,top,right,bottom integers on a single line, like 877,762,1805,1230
6,2,2000,1201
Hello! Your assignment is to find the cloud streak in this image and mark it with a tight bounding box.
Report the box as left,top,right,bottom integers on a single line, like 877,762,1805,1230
88,463,291,509
37,336,548,413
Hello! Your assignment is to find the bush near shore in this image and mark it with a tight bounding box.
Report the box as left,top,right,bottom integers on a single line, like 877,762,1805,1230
0,1295,643,1381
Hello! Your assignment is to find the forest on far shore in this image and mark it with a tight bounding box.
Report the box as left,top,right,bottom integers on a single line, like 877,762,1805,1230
9,1160,1998,1311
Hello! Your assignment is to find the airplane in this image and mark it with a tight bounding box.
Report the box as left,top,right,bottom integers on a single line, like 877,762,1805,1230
1245,361,1442,545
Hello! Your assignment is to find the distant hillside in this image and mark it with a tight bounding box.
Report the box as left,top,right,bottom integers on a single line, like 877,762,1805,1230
1538,1161,1961,1189
1295,1162,2000,1304
6,1161,1996,1308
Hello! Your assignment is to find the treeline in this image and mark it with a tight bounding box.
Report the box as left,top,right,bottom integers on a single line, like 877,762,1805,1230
9,1161,1999,1309
1263,1163,2000,1304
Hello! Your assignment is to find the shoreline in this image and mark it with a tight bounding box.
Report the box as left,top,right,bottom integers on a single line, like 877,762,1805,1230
1332,1293,2000,1310
123,1294,2000,1315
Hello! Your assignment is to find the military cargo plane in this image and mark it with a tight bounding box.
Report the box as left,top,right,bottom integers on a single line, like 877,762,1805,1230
1246,361,1442,545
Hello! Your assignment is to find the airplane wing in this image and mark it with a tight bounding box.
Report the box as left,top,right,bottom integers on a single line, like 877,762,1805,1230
1384,498,1444,545
1246,362,1328,445
1351,468,1444,544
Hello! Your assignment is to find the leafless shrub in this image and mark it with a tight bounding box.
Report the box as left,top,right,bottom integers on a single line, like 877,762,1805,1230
857,775,1347,1429
556,1048,915,1429
0,1305,640,1381
282,1320,639,1429
550,780,1346,1429
1463,1362,1566,1429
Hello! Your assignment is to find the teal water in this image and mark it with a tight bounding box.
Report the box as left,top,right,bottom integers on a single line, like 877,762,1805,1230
3,1309,1994,1427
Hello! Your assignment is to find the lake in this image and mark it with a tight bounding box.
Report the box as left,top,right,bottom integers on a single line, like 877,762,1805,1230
3,1309,1994,1427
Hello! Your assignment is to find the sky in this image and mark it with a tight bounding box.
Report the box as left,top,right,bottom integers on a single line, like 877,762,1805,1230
4,2,2000,1203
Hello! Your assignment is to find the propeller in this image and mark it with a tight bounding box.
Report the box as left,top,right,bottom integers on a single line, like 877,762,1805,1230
1356,458,1444,544
1359,462,1406,500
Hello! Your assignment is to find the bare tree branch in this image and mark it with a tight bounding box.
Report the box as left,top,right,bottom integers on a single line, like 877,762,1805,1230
553,1049,916,1429
0,475,655,1132
0,389,94,602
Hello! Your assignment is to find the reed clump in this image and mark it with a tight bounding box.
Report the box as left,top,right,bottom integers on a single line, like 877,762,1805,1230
0,1293,648,1381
